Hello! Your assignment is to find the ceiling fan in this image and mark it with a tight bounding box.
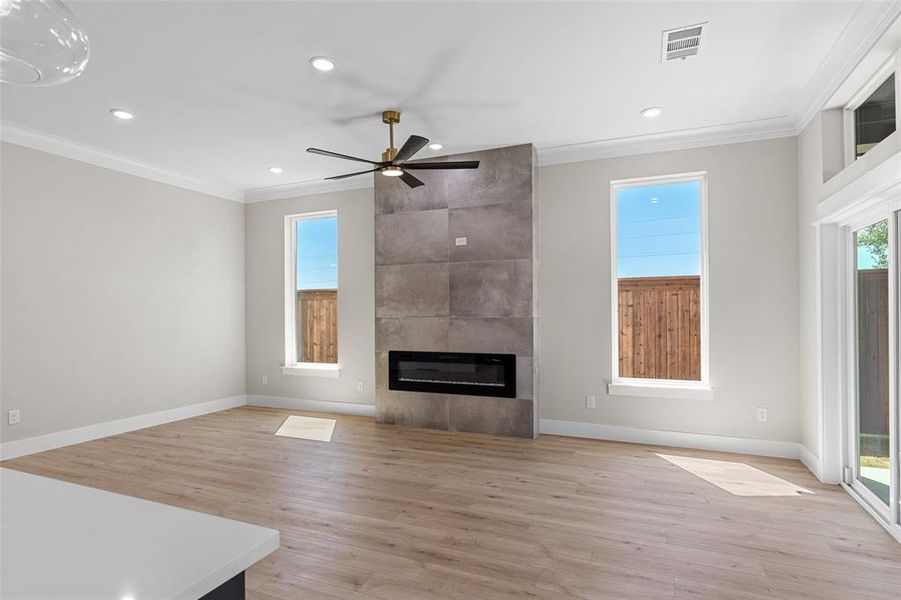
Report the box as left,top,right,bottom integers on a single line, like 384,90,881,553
307,110,479,188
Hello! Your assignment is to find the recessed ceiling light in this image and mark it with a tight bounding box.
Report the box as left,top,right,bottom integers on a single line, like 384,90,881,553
428,143,443,150
309,56,335,72
381,166,403,177
110,109,134,120
641,107,663,118
269,167,283,174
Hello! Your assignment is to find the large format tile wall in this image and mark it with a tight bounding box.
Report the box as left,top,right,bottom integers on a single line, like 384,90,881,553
374,144,538,437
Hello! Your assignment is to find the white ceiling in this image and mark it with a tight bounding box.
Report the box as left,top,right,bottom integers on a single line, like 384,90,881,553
0,1,897,198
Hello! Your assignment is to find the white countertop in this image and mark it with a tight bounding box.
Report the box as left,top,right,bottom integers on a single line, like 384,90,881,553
0,467,279,600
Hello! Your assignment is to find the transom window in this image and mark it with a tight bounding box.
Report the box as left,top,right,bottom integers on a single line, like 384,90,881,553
853,73,896,159
610,173,709,386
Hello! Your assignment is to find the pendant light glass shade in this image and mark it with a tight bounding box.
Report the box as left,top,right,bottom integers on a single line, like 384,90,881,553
0,0,90,86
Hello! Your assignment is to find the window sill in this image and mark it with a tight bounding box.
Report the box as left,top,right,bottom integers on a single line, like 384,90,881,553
282,363,341,378
607,381,714,401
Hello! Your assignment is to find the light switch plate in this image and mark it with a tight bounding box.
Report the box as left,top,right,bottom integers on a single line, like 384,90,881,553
455,237,467,246
8,409,20,425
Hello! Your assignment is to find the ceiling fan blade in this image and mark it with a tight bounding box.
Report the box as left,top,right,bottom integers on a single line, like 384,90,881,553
399,171,424,188
393,135,429,163
307,147,381,165
325,168,380,180
402,161,480,170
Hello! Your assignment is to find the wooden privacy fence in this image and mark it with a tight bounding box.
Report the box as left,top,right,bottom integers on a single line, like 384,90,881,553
857,268,889,436
618,276,701,381
297,289,338,363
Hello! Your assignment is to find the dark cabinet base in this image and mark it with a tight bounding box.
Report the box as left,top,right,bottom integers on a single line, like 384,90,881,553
200,571,244,600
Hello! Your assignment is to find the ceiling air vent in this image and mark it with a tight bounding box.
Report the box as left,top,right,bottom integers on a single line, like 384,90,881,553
661,23,707,62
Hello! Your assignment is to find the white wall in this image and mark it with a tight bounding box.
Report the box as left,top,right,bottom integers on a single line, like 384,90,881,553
797,113,901,481
244,188,375,408
798,116,824,464
538,137,801,444
0,142,246,443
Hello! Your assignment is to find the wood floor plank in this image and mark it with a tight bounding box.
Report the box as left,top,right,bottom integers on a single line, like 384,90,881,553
3,406,899,599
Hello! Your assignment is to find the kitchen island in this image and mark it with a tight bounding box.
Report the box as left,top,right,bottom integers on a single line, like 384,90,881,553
1,467,278,600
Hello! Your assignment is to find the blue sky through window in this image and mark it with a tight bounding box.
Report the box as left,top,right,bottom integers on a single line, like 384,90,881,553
296,216,337,290
855,220,887,270
857,247,881,269
616,180,701,278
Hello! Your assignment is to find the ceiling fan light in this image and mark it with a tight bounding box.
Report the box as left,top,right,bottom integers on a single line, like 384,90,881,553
381,166,403,177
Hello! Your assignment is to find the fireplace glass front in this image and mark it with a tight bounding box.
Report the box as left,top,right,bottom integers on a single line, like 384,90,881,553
388,351,516,398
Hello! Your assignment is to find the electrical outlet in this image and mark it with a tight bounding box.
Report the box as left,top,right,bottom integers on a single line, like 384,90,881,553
756,407,768,422
586,395,596,409
262,374,268,385
356,380,365,392
8,409,20,425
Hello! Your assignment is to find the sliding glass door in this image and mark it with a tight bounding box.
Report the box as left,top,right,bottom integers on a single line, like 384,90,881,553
846,211,898,530
852,219,891,508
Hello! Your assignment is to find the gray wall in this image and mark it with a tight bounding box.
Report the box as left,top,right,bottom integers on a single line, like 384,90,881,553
539,137,802,443
374,145,538,437
244,188,375,406
244,138,802,444
0,142,246,442
4,135,805,449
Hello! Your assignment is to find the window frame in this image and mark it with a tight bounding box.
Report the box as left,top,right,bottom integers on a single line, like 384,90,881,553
842,52,899,167
608,171,711,399
283,210,340,378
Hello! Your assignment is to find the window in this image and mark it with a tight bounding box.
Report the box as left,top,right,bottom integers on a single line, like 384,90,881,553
284,211,338,375
609,173,709,394
853,73,896,159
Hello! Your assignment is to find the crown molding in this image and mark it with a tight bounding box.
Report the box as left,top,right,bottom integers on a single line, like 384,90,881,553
537,116,798,167
0,122,246,202
244,174,375,203
789,0,901,131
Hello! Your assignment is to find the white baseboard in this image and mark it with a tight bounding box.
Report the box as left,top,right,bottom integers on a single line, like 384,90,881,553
799,445,823,480
246,394,376,417
0,395,246,461
539,419,801,459
1,398,812,468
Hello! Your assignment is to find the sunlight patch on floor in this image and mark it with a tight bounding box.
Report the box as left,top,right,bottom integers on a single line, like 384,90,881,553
657,453,814,497
275,415,336,442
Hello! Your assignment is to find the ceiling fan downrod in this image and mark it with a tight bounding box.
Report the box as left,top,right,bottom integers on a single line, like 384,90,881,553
381,110,401,163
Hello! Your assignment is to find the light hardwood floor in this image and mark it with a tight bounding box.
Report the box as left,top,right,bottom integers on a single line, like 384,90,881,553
4,406,900,599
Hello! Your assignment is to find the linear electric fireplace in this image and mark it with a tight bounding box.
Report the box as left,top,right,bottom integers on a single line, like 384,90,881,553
388,351,516,398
